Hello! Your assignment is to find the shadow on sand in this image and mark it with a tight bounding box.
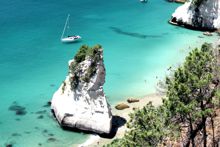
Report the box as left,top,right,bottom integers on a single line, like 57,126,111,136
61,115,127,139
100,115,127,138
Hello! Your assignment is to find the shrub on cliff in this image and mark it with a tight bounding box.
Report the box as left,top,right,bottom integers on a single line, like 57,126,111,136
73,44,102,64
74,45,89,63
164,43,217,146
191,0,204,7
70,44,103,87
105,102,178,147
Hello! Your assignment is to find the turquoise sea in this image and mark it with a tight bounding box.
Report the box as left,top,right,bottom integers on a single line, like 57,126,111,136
0,0,218,146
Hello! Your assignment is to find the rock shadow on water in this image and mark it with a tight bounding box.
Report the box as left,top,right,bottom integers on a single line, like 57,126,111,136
60,115,126,139
37,115,44,119
47,137,58,143
15,118,20,121
42,101,51,108
11,133,21,137
48,133,54,136
24,131,31,134
50,84,55,87
35,110,47,114
42,129,48,133
41,129,55,137
8,102,27,116
109,27,161,39
4,140,16,147
35,126,39,130
5,143,13,147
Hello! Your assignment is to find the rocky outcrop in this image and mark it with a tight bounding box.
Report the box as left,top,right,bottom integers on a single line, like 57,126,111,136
115,103,130,110
127,98,139,103
168,0,186,4
170,0,220,30
51,45,112,134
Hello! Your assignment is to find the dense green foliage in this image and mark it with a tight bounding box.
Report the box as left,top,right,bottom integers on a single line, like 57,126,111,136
191,0,204,7
164,43,216,146
74,44,102,64
105,102,177,147
70,44,102,70
74,45,88,63
107,43,219,147
69,44,102,88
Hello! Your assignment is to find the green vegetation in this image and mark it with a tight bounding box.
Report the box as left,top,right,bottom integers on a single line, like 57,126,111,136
71,73,79,89
74,44,102,64
61,81,66,93
82,62,97,83
82,44,102,82
164,43,217,146
106,102,178,147
106,43,220,146
74,45,89,63
69,44,103,89
69,44,102,71
191,0,204,7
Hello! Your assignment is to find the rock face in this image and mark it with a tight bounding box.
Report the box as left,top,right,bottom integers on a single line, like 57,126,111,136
170,0,220,30
51,45,112,134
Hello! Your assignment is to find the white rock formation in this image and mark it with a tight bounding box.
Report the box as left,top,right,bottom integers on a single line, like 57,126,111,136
51,46,112,134
171,0,220,30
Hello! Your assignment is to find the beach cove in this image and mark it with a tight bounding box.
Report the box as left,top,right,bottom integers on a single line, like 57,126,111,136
0,0,218,146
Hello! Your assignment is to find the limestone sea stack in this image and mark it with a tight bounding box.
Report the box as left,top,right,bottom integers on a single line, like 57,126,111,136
170,0,220,30
51,45,112,134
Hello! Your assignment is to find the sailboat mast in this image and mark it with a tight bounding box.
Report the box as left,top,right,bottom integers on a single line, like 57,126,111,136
61,14,70,40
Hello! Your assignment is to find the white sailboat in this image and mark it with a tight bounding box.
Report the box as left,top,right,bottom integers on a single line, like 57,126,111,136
61,14,81,43
140,0,148,3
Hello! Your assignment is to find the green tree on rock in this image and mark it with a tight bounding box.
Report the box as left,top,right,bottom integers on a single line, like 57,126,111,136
105,102,176,147
164,43,216,147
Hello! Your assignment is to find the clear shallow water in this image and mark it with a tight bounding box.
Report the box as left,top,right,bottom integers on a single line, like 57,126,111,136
0,0,217,146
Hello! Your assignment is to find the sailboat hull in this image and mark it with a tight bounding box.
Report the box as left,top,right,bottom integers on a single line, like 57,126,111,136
61,35,81,43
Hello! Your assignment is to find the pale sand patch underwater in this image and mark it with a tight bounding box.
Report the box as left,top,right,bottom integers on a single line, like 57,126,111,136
75,93,163,147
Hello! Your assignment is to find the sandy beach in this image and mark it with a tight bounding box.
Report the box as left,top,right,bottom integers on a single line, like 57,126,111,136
77,93,164,147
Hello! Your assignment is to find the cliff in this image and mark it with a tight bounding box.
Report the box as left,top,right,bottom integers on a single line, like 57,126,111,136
170,0,220,30
51,45,112,134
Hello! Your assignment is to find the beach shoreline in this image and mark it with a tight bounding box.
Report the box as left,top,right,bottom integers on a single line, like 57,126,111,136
72,36,220,147
78,37,220,147
76,93,164,147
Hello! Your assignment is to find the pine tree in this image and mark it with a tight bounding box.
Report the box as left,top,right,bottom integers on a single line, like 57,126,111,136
105,102,177,147
164,43,216,146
